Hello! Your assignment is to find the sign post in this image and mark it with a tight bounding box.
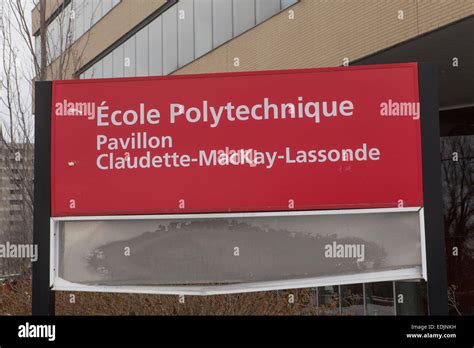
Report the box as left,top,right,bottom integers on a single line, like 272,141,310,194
32,81,55,315
419,64,449,315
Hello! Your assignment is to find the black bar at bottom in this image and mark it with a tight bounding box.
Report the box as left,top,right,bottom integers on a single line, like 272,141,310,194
0,316,471,344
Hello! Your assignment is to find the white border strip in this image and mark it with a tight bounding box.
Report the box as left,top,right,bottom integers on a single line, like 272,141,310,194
419,208,428,281
52,207,420,221
49,218,55,287
52,267,422,296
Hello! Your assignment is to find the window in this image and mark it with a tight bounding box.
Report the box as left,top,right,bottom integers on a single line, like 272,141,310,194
136,27,149,76
46,15,60,63
318,286,340,315
102,0,113,14
162,5,178,75
60,2,73,51
441,134,474,315
256,0,281,23
212,0,233,47
395,281,428,315
341,284,364,315
233,0,256,36
91,0,103,26
281,0,298,9
72,0,85,41
35,35,41,64
82,0,93,36
82,61,105,80
102,53,113,78
178,0,194,67
149,16,163,76
112,43,125,78
123,34,136,77
194,0,212,58
82,67,92,79
91,59,103,79
365,282,395,315
35,0,120,64
80,0,296,78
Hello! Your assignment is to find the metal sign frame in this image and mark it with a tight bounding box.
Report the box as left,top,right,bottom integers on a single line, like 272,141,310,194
49,207,426,296
32,63,448,315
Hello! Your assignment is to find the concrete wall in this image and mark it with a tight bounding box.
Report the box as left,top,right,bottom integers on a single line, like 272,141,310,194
33,0,167,79
31,0,64,34
33,0,474,79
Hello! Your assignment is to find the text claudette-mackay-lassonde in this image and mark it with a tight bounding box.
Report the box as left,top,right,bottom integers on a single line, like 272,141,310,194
55,97,383,171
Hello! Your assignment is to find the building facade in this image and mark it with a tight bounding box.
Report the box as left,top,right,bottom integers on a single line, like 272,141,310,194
32,0,474,315
0,129,34,276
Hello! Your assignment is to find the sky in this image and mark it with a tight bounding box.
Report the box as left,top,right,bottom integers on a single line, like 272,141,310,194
0,0,35,141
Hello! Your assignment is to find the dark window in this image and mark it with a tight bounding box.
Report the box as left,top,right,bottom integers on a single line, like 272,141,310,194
365,282,395,315
341,284,364,315
441,133,474,315
317,286,340,315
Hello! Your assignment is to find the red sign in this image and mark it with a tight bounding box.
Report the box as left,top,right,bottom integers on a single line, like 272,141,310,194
51,63,423,217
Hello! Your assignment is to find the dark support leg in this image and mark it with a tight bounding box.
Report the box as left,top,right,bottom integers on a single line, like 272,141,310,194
32,81,55,316
418,63,449,315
